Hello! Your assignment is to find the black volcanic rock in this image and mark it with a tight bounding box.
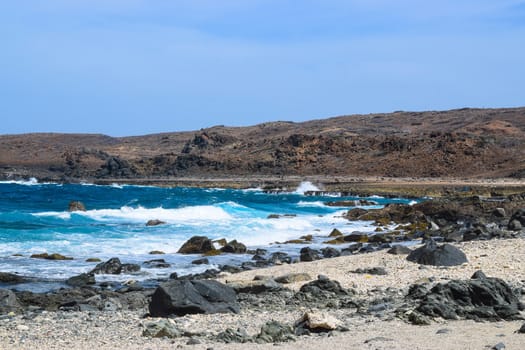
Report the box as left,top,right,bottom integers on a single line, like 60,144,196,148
407,271,523,321
406,240,467,266
148,280,239,317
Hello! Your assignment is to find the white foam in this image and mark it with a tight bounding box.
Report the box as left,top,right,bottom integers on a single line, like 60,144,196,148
37,205,233,223
408,200,418,206
297,201,327,208
295,181,321,194
0,177,51,186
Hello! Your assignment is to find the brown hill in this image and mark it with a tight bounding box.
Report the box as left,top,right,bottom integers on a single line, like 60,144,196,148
1,107,524,181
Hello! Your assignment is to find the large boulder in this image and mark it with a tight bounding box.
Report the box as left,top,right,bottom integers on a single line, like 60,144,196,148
0,289,22,314
300,247,321,262
407,271,523,320
406,240,467,266
177,236,214,254
148,280,240,317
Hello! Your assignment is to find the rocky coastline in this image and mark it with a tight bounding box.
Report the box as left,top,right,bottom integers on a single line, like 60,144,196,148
1,192,525,349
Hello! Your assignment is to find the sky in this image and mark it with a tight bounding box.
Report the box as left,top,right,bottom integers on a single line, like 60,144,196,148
1,0,524,136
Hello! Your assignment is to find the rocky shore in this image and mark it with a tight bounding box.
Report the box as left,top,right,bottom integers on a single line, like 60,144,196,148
1,194,525,349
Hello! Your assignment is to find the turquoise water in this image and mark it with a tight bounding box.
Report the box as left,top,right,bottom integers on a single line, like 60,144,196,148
0,179,414,286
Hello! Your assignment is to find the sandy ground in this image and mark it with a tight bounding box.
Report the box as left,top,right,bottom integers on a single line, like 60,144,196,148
1,238,524,350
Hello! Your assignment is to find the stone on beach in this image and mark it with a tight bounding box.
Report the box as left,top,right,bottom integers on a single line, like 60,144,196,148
406,240,468,266
90,257,140,275
294,311,342,332
0,289,22,314
407,271,523,321
148,279,240,317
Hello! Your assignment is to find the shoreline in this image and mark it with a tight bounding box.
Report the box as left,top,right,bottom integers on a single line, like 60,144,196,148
10,175,525,197
1,238,524,349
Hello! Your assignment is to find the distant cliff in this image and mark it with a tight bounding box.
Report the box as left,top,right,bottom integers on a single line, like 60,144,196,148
1,107,524,181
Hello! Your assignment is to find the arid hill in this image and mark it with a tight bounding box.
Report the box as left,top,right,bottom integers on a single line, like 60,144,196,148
1,107,524,182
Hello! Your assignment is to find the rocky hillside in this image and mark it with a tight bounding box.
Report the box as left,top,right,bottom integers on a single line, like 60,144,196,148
1,107,524,181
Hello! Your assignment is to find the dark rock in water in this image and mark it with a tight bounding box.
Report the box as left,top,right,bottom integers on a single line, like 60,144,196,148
90,257,123,274
407,271,522,321
255,321,295,343
321,247,341,258
269,252,292,264
251,254,266,261
344,233,369,243
351,267,388,275
148,280,240,317
148,250,165,255
146,219,166,226
387,245,412,255
177,236,214,254
0,288,21,314
406,240,467,266
0,272,26,284
192,258,209,265
121,263,141,273
30,252,73,260
220,240,247,254
66,273,96,287
86,257,102,262
143,259,170,269
68,201,86,212
169,272,178,280
346,208,368,220
328,228,343,237
300,247,321,262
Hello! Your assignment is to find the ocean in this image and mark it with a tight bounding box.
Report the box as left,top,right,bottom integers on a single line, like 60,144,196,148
0,179,414,291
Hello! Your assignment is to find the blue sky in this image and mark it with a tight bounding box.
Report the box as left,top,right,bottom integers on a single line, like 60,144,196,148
1,1,524,136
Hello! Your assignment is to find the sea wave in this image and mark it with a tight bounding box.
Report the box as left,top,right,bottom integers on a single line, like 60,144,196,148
0,178,57,186
297,201,327,208
294,181,321,194
33,205,233,223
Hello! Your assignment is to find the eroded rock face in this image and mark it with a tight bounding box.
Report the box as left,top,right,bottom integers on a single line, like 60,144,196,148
148,280,240,317
406,240,468,266
406,271,523,321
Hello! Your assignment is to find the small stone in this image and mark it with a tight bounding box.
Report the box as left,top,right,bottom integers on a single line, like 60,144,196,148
436,328,451,334
492,342,506,350
16,325,30,331
186,338,201,345
517,323,525,333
